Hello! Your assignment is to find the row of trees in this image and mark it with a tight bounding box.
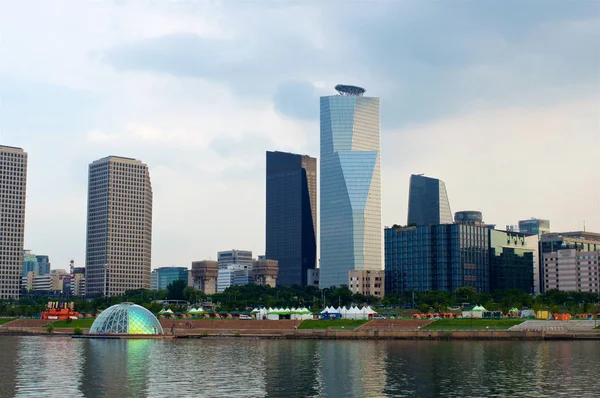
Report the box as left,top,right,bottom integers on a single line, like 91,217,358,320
1,284,599,317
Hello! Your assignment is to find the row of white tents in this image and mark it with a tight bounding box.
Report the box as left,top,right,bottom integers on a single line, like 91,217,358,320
252,307,313,320
321,306,377,320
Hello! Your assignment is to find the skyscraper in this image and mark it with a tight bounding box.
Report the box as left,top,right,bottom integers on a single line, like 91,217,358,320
407,174,452,226
265,151,317,286
0,145,27,299
85,156,153,297
320,84,382,288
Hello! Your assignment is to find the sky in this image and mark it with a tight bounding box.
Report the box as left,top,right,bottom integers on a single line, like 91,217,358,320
0,1,599,271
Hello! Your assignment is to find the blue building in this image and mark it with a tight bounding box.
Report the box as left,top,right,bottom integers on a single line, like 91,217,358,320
319,84,382,288
407,174,452,226
150,267,188,291
385,224,490,293
265,151,317,286
36,255,50,276
22,250,38,277
385,224,536,294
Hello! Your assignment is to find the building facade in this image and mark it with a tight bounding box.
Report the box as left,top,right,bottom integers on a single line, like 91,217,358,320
217,264,253,293
407,174,452,226
489,230,536,293
190,260,218,295
266,151,317,286
150,267,188,291
540,232,600,293
252,258,279,287
320,85,382,288
22,250,38,277
519,218,550,237
85,156,153,297
349,270,385,298
543,250,600,293
0,145,27,299
385,224,536,295
36,255,50,276
217,250,253,267
72,267,86,297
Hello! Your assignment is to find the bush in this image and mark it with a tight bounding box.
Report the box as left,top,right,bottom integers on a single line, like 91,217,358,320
73,327,83,335
46,324,54,334
66,318,72,324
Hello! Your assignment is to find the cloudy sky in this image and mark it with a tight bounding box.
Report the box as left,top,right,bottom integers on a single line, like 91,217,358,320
1,1,598,270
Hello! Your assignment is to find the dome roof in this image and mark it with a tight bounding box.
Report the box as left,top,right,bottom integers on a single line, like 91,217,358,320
90,303,163,335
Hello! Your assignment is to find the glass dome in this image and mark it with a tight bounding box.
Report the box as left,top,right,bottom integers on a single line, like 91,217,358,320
90,303,163,335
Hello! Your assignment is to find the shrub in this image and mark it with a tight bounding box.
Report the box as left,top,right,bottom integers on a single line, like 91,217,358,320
46,324,55,334
66,318,73,324
73,327,83,335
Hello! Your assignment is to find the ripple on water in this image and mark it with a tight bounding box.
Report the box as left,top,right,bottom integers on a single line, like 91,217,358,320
1,337,599,397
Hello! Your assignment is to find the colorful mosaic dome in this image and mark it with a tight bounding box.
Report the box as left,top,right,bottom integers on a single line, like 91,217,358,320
90,303,163,335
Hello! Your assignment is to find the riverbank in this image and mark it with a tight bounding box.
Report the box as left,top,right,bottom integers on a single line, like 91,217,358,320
2,318,600,340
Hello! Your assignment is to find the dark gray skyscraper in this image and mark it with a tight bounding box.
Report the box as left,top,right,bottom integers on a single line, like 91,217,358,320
407,174,452,226
85,156,153,297
266,151,316,286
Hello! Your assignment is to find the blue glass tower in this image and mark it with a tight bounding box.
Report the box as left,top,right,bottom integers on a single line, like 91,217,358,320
320,85,382,288
407,174,452,226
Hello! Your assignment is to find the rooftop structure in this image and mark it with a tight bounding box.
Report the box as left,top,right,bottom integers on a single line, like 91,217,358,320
334,84,366,96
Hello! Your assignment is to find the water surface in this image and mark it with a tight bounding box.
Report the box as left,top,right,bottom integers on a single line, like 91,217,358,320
0,337,598,397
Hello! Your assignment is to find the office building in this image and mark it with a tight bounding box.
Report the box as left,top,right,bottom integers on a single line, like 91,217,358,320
85,156,153,297
190,260,218,294
385,224,490,294
217,250,253,267
349,270,385,298
217,264,252,293
320,84,382,288
307,269,320,288
0,145,27,299
150,266,188,291
540,231,600,293
72,267,86,297
519,218,550,237
252,258,279,287
542,249,599,293
36,255,50,276
266,151,317,286
407,174,452,226
22,250,38,277
489,230,536,293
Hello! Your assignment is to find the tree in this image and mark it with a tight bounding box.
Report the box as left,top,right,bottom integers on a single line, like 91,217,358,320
167,280,187,301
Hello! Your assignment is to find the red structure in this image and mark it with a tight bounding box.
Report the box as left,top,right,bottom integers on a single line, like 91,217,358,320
41,301,80,320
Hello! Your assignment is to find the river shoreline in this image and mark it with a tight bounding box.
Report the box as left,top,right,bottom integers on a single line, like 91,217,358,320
2,327,600,340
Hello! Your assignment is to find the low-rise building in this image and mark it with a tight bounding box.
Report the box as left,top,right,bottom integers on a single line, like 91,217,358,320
253,258,278,287
72,267,86,297
190,260,218,295
150,267,189,291
217,264,253,293
349,270,384,298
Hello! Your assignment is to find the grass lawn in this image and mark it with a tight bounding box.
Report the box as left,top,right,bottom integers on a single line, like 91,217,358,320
297,319,369,330
421,319,524,331
0,318,16,326
52,319,95,328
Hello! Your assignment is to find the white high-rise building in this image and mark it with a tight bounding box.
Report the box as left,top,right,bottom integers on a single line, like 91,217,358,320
319,85,382,288
85,156,153,297
0,145,27,299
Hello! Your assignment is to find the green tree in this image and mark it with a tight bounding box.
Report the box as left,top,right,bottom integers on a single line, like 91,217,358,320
166,280,187,301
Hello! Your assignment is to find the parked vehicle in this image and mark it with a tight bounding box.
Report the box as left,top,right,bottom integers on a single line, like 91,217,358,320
239,315,252,320
372,315,386,320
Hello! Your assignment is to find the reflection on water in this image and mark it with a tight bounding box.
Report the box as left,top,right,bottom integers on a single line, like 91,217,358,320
1,336,599,397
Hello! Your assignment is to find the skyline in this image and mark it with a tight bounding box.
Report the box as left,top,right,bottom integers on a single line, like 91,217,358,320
1,1,598,270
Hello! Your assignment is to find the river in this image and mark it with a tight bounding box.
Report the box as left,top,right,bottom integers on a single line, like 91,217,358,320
0,336,598,397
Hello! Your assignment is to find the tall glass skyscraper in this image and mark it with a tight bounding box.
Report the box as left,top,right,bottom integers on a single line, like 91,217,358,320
407,174,452,226
266,151,317,286
320,85,382,288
